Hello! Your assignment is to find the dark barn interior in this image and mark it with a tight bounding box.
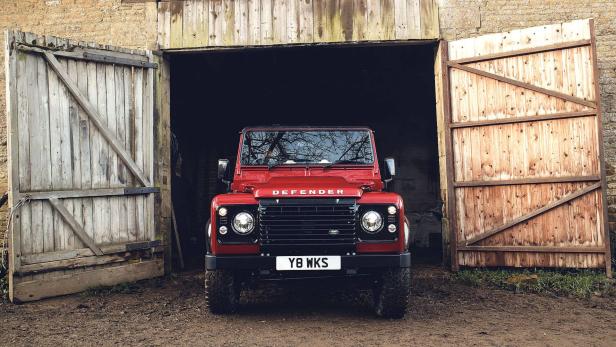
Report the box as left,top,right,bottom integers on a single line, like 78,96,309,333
169,43,442,269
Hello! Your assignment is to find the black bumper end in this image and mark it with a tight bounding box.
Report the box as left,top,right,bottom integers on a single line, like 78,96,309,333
205,252,411,271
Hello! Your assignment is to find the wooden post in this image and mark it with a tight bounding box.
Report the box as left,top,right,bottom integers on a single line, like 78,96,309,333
589,19,613,278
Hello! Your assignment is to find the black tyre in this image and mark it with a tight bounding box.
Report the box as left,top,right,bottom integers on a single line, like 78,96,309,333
205,270,240,314
373,268,410,319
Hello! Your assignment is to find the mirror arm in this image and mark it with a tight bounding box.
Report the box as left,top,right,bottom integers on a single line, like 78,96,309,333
222,178,231,192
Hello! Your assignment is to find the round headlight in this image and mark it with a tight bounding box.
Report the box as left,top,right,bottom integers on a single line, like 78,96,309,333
361,211,383,233
232,212,255,235
218,207,228,217
387,206,397,215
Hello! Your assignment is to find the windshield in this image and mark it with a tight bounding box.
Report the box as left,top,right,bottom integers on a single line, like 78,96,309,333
240,130,375,166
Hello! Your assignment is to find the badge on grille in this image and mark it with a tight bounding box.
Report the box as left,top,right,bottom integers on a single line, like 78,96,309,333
329,229,340,235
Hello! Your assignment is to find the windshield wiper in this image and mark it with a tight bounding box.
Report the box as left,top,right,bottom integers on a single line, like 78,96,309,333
323,160,364,169
267,158,312,169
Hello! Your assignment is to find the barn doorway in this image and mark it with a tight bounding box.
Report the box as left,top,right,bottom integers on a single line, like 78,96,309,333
168,42,441,269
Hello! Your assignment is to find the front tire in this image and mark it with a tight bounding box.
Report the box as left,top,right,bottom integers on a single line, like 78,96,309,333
205,270,240,314
373,268,410,319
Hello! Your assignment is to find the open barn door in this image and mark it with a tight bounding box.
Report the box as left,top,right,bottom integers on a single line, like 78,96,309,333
5,31,163,302
437,19,611,275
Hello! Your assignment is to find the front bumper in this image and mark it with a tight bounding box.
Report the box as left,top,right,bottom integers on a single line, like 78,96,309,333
205,252,411,271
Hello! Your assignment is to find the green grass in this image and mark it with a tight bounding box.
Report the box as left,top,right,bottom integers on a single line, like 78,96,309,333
453,268,616,298
0,276,7,302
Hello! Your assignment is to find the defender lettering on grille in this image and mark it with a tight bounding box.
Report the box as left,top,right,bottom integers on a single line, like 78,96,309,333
272,189,345,196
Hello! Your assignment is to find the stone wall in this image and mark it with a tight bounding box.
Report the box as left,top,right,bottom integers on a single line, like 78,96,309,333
0,0,157,255
438,0,616,260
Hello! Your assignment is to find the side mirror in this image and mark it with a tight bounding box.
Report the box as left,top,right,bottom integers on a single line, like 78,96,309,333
218,159,231,191
383,157,396,190
217,159,230,180
385,157,396,177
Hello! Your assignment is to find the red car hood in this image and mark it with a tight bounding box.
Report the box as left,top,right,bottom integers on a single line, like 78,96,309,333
249,176,366,198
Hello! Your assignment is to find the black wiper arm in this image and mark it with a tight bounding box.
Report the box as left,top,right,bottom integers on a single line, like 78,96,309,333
323,160,363,169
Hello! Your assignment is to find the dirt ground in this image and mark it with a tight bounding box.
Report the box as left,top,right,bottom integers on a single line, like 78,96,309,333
1,266,615,347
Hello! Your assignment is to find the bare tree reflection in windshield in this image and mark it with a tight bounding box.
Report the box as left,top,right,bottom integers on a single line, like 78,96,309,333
241,130,374,167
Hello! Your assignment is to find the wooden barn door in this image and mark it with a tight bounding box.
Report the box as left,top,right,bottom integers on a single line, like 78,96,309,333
437,19,611,274
5,31,162,302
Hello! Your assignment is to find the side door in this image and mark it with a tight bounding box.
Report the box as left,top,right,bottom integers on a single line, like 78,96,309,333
5,31,162,302
436,19,611,275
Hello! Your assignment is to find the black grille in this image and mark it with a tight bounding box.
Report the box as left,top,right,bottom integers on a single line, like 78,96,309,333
258,198,357,254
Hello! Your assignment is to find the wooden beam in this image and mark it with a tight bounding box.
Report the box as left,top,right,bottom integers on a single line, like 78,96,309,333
42,51,151,186
19,187,159,200
450,110,597,129
589,18,613,278
17,44,157,68
6,30,22,280
21,240,162,264
449,39,591,65
12,259,164,303
440,40,459,271
465,182,601,245
19,253,129,274
448,62,597,109
457,245,606,253
454,175,601,188
48,197,103,256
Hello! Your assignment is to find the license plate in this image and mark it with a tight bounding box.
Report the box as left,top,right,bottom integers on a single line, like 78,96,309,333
275,256,341,271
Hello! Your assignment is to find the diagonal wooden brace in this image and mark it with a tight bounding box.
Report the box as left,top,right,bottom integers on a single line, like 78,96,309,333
48,197,103,256
42,51,151,187
448,62,597,109
463,182,601,246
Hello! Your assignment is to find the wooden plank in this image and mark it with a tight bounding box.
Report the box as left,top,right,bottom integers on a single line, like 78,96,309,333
47,36,65,252
114,63,129,243
144,53,155,242
19,187,159,200
589,19,612,277
20,253,129,274
124,65,138,242
260,0,274,44
17,45,157,68
465,182,601,246
94,55,110,245
67,54,83,249
157,1,172,49
454,175,600,188
419,0,437,39
6,30,22,280
26,34,50,255
21,240,161,264
450,110,597,129
448,62,597,109
12,259,164,303
298,0,313,42
106,61,121,244
450,39,592,65
154,53,172,274
169,0,185,48
85,49,99,245
457,246,606,253
48,197,103,256
439,41,458,270
134,67,146,240
42,51,151,186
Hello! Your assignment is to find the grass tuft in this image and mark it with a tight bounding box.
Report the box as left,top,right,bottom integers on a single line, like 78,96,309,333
0,276,7,302
453,268,616,298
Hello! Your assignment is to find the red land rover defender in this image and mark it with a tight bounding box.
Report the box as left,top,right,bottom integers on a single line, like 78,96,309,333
205,127,411,318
